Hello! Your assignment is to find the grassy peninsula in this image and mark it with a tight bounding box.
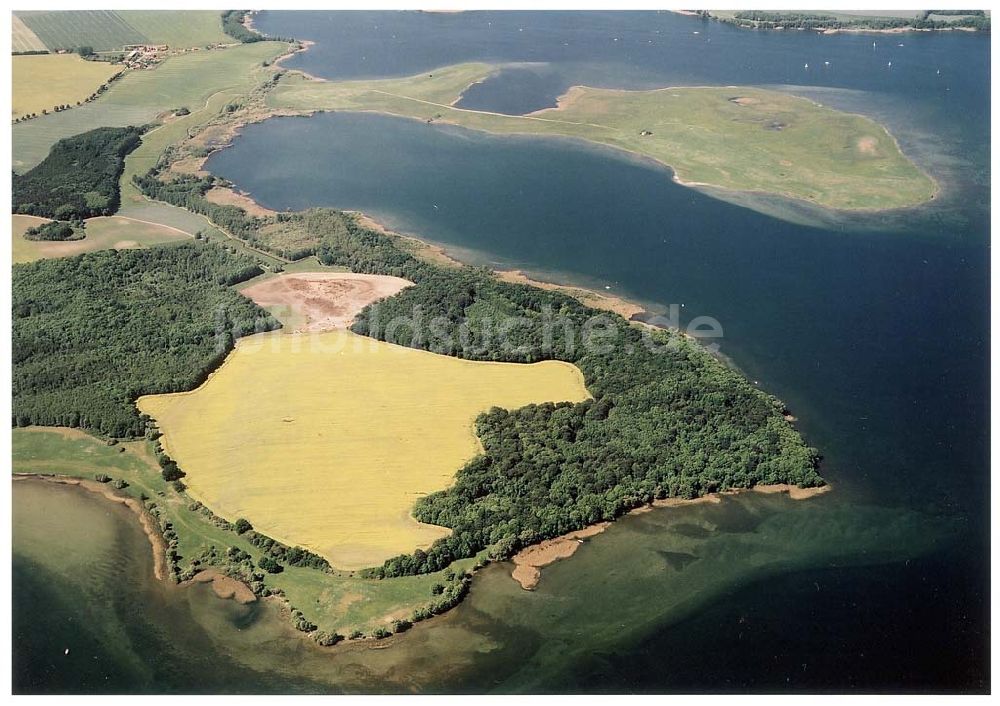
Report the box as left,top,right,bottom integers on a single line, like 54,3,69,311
269,62,936,211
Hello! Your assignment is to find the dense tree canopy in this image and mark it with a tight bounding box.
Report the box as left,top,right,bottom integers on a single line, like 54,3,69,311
131,165,824,577
12,243,278,437
23,219,83,242
325,221,824,576
13,126,145,220
220,10,293,43
221,10,263,42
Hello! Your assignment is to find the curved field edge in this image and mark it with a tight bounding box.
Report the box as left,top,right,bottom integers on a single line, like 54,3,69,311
135,329,592,571
11,427,482,643
267,62,936,211
12,54,121,121
12,214,189,264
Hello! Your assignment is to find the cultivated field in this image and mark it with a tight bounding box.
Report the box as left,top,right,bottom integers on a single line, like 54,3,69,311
241,273,413,332
12,15,47,53
12,214,189,263
14,10,228,52
12,427,480,634
115,11,231,48
271,63,936,210
13,54,120,121
137,329,590,570
16,10,145,51
13,41,286,172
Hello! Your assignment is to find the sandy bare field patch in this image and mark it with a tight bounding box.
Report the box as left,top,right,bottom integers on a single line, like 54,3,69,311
857,136,879,155
242,273,414,333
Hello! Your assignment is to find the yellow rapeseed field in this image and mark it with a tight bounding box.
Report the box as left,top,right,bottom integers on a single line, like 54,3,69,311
13,54,120,120
137,330,590,570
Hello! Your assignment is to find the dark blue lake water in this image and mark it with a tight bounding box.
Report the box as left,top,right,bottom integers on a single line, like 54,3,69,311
15,11,989,693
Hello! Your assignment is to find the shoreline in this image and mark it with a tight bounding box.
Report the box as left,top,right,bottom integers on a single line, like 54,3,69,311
184,568,257,604
673,11,988,36
80,37,830,642
13,473,170,582
509,483,832,590
264,49,939,213
14,472,266,608
299,103,939,214
347,210,668,327
528,82,940,211
181,47,939,218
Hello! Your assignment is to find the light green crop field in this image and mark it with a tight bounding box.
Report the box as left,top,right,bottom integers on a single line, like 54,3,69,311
270,63,936,210
15,10,228,51
13,54,120,120
12,15,47,53
12,426,483,636
16,10,146,51
13,41,286,173
116,11,231,47
12,214,189,264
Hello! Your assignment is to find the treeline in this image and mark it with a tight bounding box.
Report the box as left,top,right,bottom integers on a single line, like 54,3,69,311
13,126,144,220
926,10,986,17
12,243,278,437
221,10,294,43
132,161,824,578
14,68,127,124
134,170,262,236
359,273,822,576
133,167,341,260
222,10,262,42
244,529,331,571
309,206,823,577
726,11,990,31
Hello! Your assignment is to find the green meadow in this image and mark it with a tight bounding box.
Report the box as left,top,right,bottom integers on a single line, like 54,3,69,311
13,41,286,172
12,214,189,264
12,427,481,638
270,62,936,210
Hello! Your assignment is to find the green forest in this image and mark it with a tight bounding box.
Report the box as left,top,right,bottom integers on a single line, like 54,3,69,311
23,219,84,242
222,10,264,43
10,154,831,581
130,162,823,575
334,221,824,576
13,126,144,220
12,243,278,437
221,10,292,43
132,170,340,260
